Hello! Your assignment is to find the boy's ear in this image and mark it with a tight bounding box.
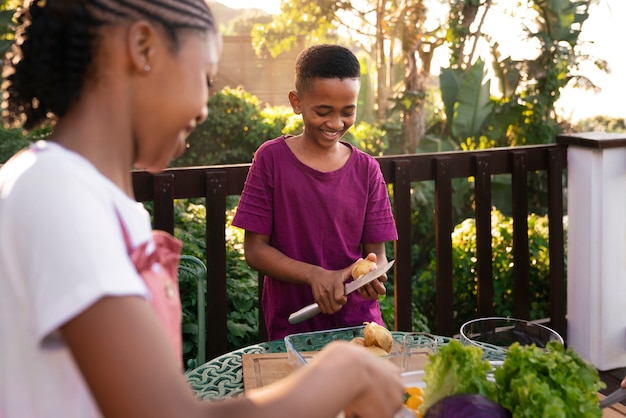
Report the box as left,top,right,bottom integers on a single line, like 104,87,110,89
288,90,302,115
126,21,158,73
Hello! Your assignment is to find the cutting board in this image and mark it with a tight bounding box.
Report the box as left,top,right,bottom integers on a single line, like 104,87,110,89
242,350,429,392
242,352,314,391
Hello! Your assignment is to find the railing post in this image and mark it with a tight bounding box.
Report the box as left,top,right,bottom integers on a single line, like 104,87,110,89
392,159,412,331
434,157,454,336
153,173,175,233
204,171,228,359
557,132,626,370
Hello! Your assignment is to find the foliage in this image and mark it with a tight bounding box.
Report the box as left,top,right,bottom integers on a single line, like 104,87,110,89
171,198,260,365
440,60,493,141
572,115,626,133
250,0,350,58
413,208,557,332
171,87,292,166
0,125,51,163
342,121,389,156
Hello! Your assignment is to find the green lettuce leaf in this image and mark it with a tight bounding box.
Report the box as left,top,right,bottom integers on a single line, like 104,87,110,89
421,340,497,412
494,341,606,417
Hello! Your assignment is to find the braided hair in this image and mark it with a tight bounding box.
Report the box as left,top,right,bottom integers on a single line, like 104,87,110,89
3,0,217,130
294,44,361,94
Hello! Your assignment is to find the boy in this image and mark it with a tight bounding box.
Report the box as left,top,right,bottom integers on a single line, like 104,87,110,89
233,44,397,340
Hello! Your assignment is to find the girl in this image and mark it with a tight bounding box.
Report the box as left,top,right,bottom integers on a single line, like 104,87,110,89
0,1,403,418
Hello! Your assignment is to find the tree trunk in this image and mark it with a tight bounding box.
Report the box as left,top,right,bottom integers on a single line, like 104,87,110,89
376,0,388,121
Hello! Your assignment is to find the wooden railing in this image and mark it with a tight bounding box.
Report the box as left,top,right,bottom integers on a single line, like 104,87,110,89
132,143,568,360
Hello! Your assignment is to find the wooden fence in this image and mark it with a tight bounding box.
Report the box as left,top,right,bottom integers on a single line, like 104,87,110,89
132,143,567,360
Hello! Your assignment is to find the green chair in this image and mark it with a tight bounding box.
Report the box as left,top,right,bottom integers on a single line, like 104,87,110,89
178,255,207,370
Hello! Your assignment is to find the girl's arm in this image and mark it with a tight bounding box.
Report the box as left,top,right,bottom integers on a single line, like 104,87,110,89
61,296,403,418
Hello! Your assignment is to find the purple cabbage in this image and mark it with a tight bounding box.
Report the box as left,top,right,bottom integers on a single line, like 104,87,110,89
423,393,511,418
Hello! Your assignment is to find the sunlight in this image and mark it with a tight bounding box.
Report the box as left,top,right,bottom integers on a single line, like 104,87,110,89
214,0,625,122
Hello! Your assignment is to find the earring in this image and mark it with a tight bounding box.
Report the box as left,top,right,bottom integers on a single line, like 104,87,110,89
144,64,151,72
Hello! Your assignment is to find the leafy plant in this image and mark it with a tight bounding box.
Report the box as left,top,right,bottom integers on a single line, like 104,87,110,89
0,125,51,163
171,198,260,366
414,208,560,332
171,86,292,166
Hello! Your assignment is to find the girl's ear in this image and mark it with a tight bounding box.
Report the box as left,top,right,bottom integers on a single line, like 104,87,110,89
288,90,302,114
126,21,158,73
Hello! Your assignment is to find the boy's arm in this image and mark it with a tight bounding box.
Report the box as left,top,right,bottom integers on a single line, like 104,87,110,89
243,231,349,314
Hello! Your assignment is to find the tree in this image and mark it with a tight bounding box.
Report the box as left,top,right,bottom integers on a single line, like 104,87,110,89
250,0,448,152
440,0,607,148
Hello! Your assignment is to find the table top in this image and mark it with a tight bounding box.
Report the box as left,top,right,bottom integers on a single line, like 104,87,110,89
185,331,451,401
185,330,626,417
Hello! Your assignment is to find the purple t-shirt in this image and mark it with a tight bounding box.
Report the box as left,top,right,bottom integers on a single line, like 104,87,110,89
232,136,398,340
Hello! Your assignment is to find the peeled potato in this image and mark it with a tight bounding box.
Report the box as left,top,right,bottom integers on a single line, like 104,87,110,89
363,322,394,353
351,259,377,280
363,345,389,357
350,336,366,346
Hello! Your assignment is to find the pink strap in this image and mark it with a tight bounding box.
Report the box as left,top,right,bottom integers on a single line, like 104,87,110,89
118,215,183,365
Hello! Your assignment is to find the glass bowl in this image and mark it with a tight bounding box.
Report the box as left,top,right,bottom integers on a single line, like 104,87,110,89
284,325,404,369
459,317,564,360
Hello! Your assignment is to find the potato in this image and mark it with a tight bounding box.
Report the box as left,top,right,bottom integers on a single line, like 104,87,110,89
363,345,389,357
351,259,377,280
362,322,393,353
350,336,366,346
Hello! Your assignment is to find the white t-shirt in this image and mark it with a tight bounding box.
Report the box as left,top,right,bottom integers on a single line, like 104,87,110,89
0,141,151,417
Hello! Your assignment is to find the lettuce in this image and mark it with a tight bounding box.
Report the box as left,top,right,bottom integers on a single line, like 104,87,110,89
494,341,605,418
421,340,606,417
420,340,497,412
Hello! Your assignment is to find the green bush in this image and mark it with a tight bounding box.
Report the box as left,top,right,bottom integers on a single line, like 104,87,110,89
171,86,293,166
413,208,561,332
0,125,51,164
172,198,259,366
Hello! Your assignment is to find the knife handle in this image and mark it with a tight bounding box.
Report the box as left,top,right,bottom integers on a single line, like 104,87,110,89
288,303,321,324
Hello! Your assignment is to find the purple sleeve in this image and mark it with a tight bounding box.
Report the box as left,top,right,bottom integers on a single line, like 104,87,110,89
362,154,398,243
231,141,275,236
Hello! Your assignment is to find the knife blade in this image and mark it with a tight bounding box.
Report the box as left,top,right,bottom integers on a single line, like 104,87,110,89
288,259,395,325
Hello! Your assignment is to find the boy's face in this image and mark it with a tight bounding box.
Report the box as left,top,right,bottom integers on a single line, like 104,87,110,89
289,77,359,148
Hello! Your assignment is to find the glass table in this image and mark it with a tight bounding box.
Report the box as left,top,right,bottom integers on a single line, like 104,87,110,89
185,331,452,400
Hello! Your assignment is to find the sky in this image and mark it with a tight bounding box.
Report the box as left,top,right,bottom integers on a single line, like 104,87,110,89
213,0,625,122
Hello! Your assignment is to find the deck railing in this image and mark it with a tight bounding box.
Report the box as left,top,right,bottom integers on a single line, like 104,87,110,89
132,143,568,360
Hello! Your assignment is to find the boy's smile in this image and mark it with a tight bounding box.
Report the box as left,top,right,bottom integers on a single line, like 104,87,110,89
289,77,360,149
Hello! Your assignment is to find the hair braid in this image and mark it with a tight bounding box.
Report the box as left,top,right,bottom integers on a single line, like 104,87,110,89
3,0,216,130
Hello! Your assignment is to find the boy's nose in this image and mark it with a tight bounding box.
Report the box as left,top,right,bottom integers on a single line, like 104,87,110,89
326,115,345,131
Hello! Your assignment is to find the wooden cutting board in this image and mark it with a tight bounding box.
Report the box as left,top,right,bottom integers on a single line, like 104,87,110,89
242,352,314,391
242,351,429,392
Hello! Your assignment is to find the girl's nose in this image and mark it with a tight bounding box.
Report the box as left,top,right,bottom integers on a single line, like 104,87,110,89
197,104,209,126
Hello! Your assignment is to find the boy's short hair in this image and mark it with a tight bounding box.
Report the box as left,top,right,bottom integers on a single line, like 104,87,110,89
294,44,361,93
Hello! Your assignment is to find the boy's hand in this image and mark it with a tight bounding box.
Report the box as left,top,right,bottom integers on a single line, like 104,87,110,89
309,268,349,314
354,253,387,300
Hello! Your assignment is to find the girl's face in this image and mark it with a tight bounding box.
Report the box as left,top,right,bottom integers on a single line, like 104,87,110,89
289,77,359,149
133,30,222,172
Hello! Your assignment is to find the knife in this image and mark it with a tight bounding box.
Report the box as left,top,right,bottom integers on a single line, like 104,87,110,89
600,387,626,409
288,259,395,325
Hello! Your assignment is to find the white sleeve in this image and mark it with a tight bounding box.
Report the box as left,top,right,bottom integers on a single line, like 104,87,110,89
6,159,149,343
